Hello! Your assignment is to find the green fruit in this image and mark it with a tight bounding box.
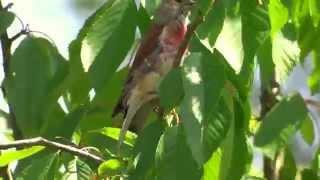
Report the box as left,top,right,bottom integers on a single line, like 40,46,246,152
98,159,125,177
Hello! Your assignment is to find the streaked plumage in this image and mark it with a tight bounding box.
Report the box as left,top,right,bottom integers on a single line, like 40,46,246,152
112,0,192,151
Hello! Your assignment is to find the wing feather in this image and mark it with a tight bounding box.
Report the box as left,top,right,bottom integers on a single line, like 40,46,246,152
112,23,164,117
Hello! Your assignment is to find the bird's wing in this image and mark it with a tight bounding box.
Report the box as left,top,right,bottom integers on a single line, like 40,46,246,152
130,23,164,71
112,23,164,117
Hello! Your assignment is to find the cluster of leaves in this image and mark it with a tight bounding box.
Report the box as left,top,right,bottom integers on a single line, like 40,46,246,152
0,0,320,179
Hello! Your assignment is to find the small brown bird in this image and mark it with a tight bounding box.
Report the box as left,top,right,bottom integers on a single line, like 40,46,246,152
112,0,193,150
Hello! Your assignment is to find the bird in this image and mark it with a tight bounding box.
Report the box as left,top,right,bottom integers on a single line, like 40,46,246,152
112,0,194,151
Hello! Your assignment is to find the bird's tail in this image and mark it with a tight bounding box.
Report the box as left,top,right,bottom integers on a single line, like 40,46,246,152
117,94,156,154
117,100,141,153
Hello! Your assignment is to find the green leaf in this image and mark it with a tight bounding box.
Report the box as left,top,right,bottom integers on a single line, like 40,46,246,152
268,0,289,37
219,99,248,180
308,46,320,94
180,51,226,165
290,0,309,28
6,37,67,137
137,6,151,34
268,0,302,82
0,10,14,36
215,16,243,73
94,127,137,147
83,0,137,91
278,149,297,180
15,150,59,179
130,121,164,180
63,157,93,180
155,126,202,180
309,0,320,27
300,115,315,145
254,94,308,148
158,68,184,110
79,69,128,132
300,169,319,180
197,0,225,47
202,149,222,180
98,159,125,177
67,40,90,108
272,25,300,83
81,132,131,159
46,154,62,180
0,146,44,167
42,106,84,139
240,1,270,93
297,17,320,59
257,38,275,89
202,97,232,160
66,0,137,106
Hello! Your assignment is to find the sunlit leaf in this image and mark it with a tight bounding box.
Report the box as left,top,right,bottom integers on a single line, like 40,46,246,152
268,0,288,37
81,0,137,91
309,0,320,27
272,26,300,83
215,17,243,73
290,0,309,28
202,149,222,180
98,159,125,177
308,46,320,94
0,146,44,167
93,127,137,147
300,115,315,145
180,51,227,165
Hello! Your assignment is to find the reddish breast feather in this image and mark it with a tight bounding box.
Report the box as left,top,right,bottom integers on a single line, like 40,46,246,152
164,21,187,48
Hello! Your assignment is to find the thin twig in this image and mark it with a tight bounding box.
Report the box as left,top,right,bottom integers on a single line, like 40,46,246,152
9,29,28,42
3,2,12,10
173,10,204,67
0,137,105,164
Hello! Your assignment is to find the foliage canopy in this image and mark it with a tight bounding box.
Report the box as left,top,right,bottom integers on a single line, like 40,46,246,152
0,0,320,179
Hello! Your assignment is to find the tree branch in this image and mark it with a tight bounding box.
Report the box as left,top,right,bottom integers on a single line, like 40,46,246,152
0,1,23,140
0,137,105,164
173,10,204,67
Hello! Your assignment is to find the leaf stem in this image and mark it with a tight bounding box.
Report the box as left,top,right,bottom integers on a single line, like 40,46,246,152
0,137,105,164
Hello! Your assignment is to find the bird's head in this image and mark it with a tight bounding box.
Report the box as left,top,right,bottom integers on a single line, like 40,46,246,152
154,0,194,24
